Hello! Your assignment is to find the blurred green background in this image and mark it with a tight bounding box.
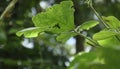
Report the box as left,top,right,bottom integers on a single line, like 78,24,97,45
0,0,120,69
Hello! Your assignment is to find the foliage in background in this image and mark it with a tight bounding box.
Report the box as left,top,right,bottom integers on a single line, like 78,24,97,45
17,0,120,69
0,0,71,69
1,0,120,69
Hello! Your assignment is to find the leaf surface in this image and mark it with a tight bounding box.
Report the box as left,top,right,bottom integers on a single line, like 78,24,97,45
32,1,75,33
93,30,117,40
16,27,47,38
102,16,120,29
68,52,98,69
56,32,76,43
79,20,99,30
17,1,75,42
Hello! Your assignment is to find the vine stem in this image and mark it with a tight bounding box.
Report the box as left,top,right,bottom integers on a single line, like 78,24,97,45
88,0,109,28
73,29,101,47
0,0,18,20
88,0,120,42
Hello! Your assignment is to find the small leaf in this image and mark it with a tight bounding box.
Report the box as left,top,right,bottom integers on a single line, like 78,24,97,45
56,32,76,43
93,30,117,40
79,20,99,30
16,27,47,38
98,36,120,47
102,16,120,29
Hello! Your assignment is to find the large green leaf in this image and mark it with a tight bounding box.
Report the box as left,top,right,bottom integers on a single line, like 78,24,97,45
93,30,117,40
17,1,75,42
32,1,75,33
102,16,120,29
79,20,99,31
16,27,47,38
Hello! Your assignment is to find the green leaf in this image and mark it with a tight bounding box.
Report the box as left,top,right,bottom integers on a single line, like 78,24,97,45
102,16,120,29
79,20,99,30
93,30,117,40
68,52,98,69
32,1,75,32
17,1,75,43
98,36,120,47
97,48,120,69
16,27,47,38
68,47,120,69
56,32,76,43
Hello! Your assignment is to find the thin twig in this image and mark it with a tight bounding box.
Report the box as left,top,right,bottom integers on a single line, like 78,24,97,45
88,0,109,28
73,29,101,47
0,0,18,20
